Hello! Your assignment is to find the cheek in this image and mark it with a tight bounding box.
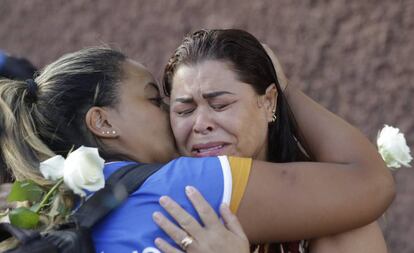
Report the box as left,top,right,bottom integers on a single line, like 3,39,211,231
138,106,169,134
155,110,170,133
235,121,268,158
170,115,191,145
227,103,268,154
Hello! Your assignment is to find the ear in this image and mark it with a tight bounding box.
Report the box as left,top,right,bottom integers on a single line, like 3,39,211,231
264,83,278,122
85,107,119,139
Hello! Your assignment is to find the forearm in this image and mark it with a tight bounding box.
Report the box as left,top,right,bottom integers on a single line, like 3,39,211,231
238,160,391,242
270,45,393,178
284,83,382,164
284,83,394,215
309,222,388,253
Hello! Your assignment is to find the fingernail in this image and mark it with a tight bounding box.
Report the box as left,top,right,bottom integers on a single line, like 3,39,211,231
152,212,162,222
185,185,195,195
159,196,169,206
154,237,162,246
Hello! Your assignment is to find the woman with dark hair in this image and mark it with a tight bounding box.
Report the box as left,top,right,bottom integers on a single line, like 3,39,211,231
162,29,390,252
163,30,304,163
0,45,392,253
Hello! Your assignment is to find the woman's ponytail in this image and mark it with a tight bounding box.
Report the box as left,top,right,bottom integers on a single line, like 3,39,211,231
0,78,54,186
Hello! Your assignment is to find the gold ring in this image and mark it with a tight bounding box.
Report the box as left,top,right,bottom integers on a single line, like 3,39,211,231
180,235,194,250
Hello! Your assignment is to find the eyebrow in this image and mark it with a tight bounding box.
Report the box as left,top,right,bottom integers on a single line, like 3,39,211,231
174,91,235,103
202,91,235,99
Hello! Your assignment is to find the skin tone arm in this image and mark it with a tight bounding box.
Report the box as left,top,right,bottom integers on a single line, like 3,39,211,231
154,188,388,253
233,47,394,242
309,222,388,253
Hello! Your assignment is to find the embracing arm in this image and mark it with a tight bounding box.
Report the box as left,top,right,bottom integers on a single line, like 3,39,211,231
309,221,388,253
237,62,394,242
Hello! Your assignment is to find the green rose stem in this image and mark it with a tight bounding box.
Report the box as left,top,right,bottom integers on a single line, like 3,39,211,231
34,178,64,213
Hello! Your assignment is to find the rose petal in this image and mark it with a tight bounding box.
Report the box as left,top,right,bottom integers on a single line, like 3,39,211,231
62,146,105,197
39,155,65,181
377,125,412,170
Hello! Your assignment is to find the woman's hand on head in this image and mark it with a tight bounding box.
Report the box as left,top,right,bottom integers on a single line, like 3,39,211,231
152,186,250,253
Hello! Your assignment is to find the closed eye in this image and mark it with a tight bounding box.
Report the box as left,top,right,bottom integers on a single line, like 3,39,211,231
211,104,228,110
210,100,236,111
149,97,163,107
176,107,195,116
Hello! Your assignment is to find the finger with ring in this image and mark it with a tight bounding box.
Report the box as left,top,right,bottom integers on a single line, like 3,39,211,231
180,235,194,250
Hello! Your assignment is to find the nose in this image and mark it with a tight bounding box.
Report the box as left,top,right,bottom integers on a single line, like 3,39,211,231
193,109,215,135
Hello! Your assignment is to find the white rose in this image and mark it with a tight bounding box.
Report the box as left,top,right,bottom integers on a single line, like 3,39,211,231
39,155,65,181
377,125,412,170
63,146,105,197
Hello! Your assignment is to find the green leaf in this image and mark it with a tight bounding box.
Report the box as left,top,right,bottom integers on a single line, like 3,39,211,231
9,207,39,229
7,180,45,202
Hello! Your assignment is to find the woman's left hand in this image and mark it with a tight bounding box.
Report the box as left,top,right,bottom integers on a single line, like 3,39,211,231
152,186,250,253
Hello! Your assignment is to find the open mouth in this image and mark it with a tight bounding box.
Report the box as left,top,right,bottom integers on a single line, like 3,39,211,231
191,143,229,157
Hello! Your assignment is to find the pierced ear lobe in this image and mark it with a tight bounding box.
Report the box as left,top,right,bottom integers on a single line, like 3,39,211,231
85,107,119,139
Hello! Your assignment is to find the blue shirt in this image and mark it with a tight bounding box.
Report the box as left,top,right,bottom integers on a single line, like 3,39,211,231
92,156,232,253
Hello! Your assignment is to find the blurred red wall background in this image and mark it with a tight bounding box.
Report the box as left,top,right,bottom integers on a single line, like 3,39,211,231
1,1,413,252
